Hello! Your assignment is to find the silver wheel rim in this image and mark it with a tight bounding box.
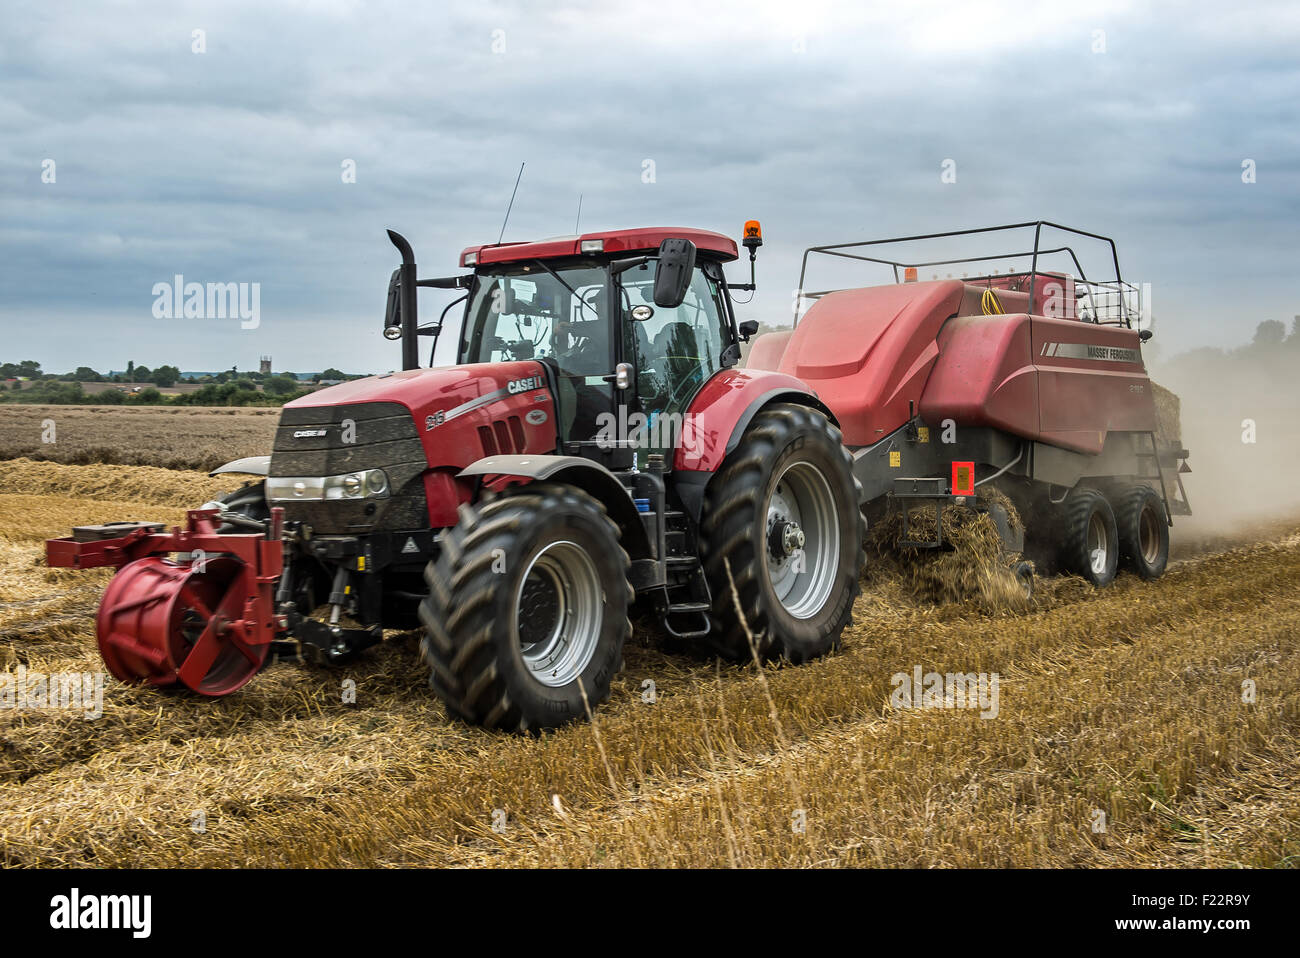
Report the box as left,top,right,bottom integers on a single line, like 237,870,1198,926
1139,503,1160,564
515,541,602,688
764,461,840,619
1087,511,1110,575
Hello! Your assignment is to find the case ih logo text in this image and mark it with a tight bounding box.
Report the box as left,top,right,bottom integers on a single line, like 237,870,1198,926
293,429,327,438
50,888,151,938
507,376,544,394
151,274,261,329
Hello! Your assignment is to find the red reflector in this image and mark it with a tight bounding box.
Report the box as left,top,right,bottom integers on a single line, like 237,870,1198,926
952,461,975,496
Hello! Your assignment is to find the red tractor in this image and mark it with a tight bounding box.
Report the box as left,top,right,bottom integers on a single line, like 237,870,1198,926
45,219,1189,732
48,223,866,731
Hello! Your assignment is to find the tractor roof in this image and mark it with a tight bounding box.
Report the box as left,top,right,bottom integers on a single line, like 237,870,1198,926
459,227,738,268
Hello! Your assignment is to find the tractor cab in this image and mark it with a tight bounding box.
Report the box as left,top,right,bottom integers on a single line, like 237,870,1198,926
453,227,748,466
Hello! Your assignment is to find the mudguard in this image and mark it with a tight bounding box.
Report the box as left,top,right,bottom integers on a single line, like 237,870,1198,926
673,368,834,473
458,454,650,559
209,455,271,477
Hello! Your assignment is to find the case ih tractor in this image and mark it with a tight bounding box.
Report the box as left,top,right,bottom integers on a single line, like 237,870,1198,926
45,219,1188,732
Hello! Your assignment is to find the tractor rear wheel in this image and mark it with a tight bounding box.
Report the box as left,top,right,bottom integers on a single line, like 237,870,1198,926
699,403,865,664
1116,484,1169,580
1060,487,1119,587
419,483,632,732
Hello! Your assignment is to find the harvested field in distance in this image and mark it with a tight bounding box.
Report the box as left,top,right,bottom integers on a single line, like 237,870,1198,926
0,404,278,473
1,460,1297,868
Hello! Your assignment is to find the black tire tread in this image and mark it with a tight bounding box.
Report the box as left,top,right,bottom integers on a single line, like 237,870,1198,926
419,482,632,732
698,403,866,664
1115,484,1169,580
1060,486,1119,587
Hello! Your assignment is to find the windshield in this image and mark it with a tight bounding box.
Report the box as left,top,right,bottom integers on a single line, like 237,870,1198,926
460,262,607,367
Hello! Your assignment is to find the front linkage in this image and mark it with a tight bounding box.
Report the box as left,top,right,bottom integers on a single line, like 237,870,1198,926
46,509,288,695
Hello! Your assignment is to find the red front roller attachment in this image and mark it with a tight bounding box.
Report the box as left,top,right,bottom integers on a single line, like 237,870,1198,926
97,555,268,695
47,507,286,697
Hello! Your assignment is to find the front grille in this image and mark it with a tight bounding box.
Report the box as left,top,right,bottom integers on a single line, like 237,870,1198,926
270,402,427,533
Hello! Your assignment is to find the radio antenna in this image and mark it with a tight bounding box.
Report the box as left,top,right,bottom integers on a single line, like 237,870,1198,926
574,193,583,233
497,162,525,246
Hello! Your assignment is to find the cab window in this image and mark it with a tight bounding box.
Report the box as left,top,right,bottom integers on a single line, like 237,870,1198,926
621,266,729,418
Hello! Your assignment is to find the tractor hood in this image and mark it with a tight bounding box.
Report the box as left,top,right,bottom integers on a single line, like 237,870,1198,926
283,361,557,468
272,362,559,533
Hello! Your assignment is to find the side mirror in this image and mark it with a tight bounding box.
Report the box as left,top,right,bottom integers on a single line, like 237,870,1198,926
653,238,697,309
738,320,759,342
383,268,402,340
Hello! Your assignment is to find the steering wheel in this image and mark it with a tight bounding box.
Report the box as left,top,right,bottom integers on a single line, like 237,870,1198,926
663,361,706,412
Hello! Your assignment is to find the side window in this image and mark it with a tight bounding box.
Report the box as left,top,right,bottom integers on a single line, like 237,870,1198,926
626,266,729,417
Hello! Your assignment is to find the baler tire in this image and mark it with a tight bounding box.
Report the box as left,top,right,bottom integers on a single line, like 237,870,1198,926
1116,485,1169,580
419,482,632,733
1060,487,1119,587
1012,560,1035,599
698,403,865,664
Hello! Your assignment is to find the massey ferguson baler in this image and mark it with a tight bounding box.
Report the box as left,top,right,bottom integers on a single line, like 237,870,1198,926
748,222,1191,582
45,219,1189,732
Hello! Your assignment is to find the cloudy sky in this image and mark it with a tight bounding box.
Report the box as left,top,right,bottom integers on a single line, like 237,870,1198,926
2,0,1297,374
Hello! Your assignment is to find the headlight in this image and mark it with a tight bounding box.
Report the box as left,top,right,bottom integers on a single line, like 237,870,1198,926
266,468,391,502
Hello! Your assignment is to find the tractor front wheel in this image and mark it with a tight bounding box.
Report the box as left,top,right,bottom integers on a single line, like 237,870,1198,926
699,403,865,664
419,483,632,732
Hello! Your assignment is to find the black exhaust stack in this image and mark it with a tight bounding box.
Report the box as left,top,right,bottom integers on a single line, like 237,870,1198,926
387,230,419,371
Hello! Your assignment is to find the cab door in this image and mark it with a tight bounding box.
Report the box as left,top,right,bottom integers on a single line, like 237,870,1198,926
620,261,735,464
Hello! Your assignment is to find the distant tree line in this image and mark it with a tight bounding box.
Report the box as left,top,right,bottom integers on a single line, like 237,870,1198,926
0,360,364,407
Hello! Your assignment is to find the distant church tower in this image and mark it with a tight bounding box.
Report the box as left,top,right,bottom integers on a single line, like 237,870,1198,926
259,356,272,375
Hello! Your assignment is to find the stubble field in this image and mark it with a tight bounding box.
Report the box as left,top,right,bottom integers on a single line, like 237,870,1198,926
0,404,1297,868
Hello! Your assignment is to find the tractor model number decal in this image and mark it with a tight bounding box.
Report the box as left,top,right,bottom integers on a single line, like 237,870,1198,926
424,385,517,430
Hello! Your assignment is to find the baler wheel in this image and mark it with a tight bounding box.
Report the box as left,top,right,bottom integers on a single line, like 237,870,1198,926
419,483,632,732
1012,560,1035,599
1060,488,1119,587
699,403,865,664
96,555,268,695
1116,485,1169,580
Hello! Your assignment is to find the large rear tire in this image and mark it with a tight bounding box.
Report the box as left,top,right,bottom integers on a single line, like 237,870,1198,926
419,483,632,732
699,403,865,663
1060,487,1119,587
1116,485,1169,580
